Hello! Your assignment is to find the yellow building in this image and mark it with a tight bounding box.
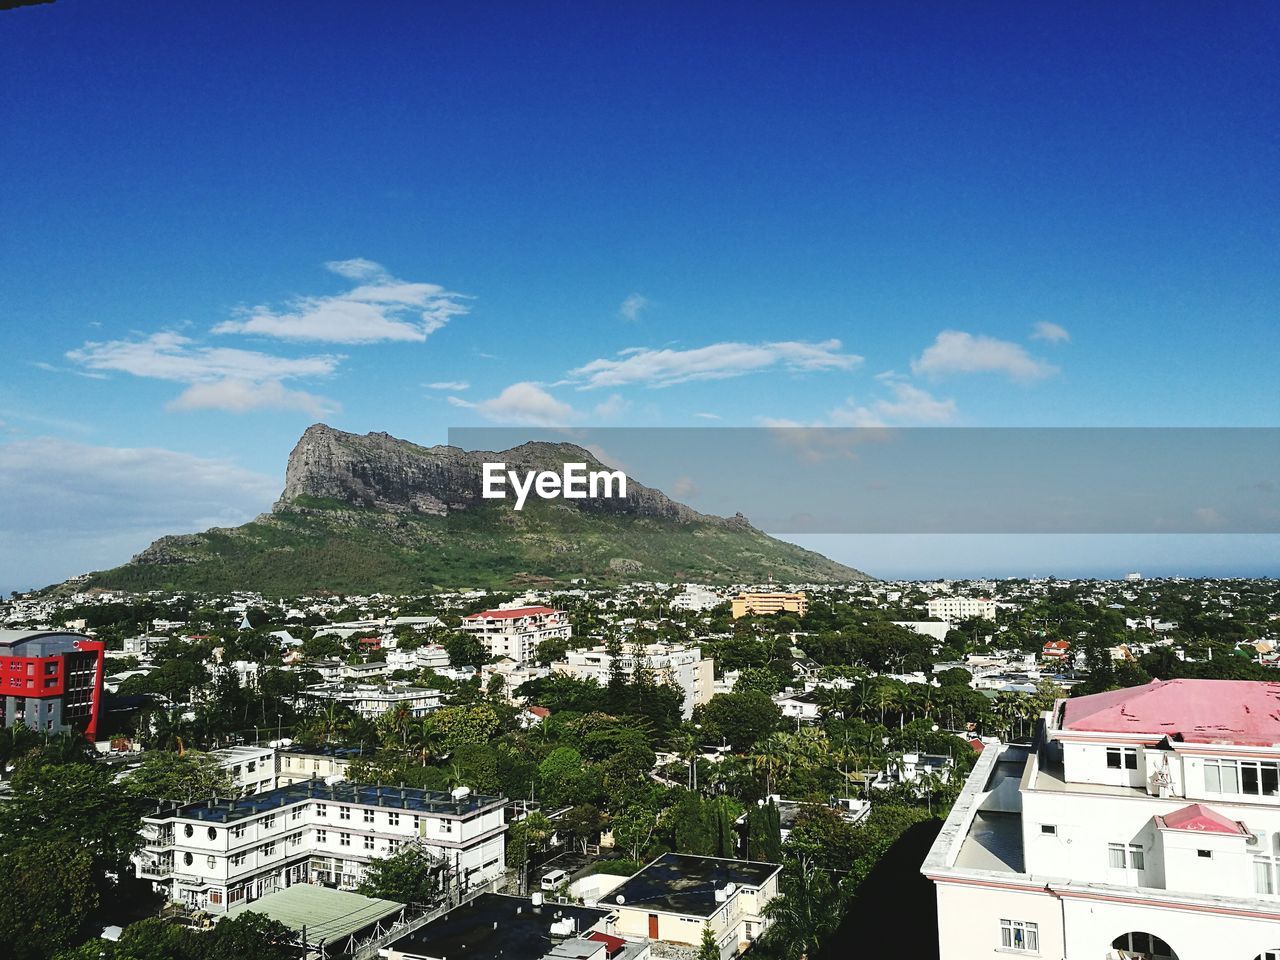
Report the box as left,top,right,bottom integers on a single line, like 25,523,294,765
730,591,808,619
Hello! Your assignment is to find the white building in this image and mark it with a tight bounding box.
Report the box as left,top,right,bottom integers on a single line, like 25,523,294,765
135,781,507,913
386,644,450,674
209,745,277,796
552,643,713,719
302,683,444,720
924,679,1280,960
925,596,996,623
275,746,362,786
461,606,571,664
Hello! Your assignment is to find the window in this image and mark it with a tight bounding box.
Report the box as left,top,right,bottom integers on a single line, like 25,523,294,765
440,819,453,834
1111,933,1173,959
316,830,327,843
231,825,246,840
363,809,375,824
1106,747,1138,770
1205,759,1280,797
231,853,246,867
291,807,303,821
316,803,327,817
262,815,274,829
1000,919,1038,952
261,842,275,855
340,832,351,847
388,812,400,826
184,824,194,838
1108,843,1126,869
340,806,351,820
364,836,375,850
1040,824,1057,836
1256,857,1277,895
206,856,215,869
1197,849,1212,859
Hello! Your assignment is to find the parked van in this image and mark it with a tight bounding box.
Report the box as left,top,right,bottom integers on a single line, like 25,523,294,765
541,869,568,892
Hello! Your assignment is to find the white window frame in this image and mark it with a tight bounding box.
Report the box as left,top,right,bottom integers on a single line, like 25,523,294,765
999,919,1038,952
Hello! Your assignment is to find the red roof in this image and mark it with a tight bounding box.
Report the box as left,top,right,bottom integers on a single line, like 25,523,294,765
464,606,559,620
528,706,551,718
1043,640,1070,650
1156,802,1248,836
587,932,626,957
968,738,986,753
1060,679,1280,747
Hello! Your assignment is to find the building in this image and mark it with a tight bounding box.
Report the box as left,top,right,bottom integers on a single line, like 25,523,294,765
893,621,953,644
0,629,105,740
461,606,572,663
209,745,277,796
925,596,996,623
1041,639,1071,661
302,682,444,720
730,592,807,619
923,679,1280,960
609,853,781,958
276,745,363,786
552,644,713,719
381,893,648,960
135,781,507,913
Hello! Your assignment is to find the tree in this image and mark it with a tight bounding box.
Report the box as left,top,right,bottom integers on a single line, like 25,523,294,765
203,912,297,960
0,840,97,960
698,922,720,960
760,854,842,960
443,632,488,668
747,799,782,863
0,762,141,880
356,846,445,904
694,691,781,753
122,751,232,802
562,804,606,853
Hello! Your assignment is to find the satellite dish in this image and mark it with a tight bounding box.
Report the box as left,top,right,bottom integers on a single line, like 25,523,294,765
615,895,626,904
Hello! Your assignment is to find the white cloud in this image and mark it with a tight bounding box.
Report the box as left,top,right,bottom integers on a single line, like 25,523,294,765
0,437,277,591
1030,321,1070,344
426,381,469,391
66,332,341,415
694,412,722,421
450,382,578,426
592,394,629,420
68,331,340,382
168,379,339,417
911,330,1056,382
829,381,957,428
569,339,861,389
619,293,649,322
212,259,470,344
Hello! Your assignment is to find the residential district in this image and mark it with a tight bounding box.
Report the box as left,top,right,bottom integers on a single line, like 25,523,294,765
0,575,1278,960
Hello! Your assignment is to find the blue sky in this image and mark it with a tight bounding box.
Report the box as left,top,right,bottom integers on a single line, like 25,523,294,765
1,2,1277,590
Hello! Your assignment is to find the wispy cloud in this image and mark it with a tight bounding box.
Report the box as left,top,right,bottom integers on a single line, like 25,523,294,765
568,339,861,389
168,379,338,417
619,293,649,322
66,332,341,415
448,382,578,426
828,380,957,427
912,330,1056,382
212,259,470,344
694,412,722,421
426,381,469,391
1030,321,1070,344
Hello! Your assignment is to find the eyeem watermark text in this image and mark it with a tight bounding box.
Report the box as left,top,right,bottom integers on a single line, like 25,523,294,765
482,462,628,510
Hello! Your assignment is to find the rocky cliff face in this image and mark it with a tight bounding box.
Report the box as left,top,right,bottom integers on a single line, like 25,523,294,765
275,423,708,523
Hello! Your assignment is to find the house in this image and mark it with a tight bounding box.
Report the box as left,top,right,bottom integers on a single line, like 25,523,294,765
608,853,781,958
1040,639,1071,661
773,689,822,724
134,781,507,913
924,678,1280,960
0,629,105,740
737,795,870,843
275,744,363,786
301,682,444,720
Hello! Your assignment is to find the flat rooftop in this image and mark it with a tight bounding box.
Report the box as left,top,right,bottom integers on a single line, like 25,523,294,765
385,893,607,960
954,811,1024,873
1059,679,1280,747
223,884,403,943
608,854,780,918
163,780,504,823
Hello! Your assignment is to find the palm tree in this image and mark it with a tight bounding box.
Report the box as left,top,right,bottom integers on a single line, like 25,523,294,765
751,738,786,796
761,855,841,959
406,721,445,766
145,706,189,754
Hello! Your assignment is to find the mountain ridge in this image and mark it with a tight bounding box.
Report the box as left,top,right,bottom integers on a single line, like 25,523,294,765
78,424,870,593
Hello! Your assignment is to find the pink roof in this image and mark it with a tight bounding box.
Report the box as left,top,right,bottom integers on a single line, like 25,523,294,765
1156,802,1248,836
1059,679,1280,747
464,606,559,620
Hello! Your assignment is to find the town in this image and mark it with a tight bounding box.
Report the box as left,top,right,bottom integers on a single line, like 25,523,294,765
1,575,1277,959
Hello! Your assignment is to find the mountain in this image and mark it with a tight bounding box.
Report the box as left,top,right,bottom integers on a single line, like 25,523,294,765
79,424,870,594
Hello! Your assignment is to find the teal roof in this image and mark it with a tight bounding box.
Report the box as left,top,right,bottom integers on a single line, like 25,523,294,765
222,884,404,942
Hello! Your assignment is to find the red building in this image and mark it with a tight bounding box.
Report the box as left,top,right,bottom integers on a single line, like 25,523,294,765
0,630,105,740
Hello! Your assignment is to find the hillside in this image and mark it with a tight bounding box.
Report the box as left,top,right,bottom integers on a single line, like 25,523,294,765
79,424,870,594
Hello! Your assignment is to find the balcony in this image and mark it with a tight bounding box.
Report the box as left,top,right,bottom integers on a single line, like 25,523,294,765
138,857,174,879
